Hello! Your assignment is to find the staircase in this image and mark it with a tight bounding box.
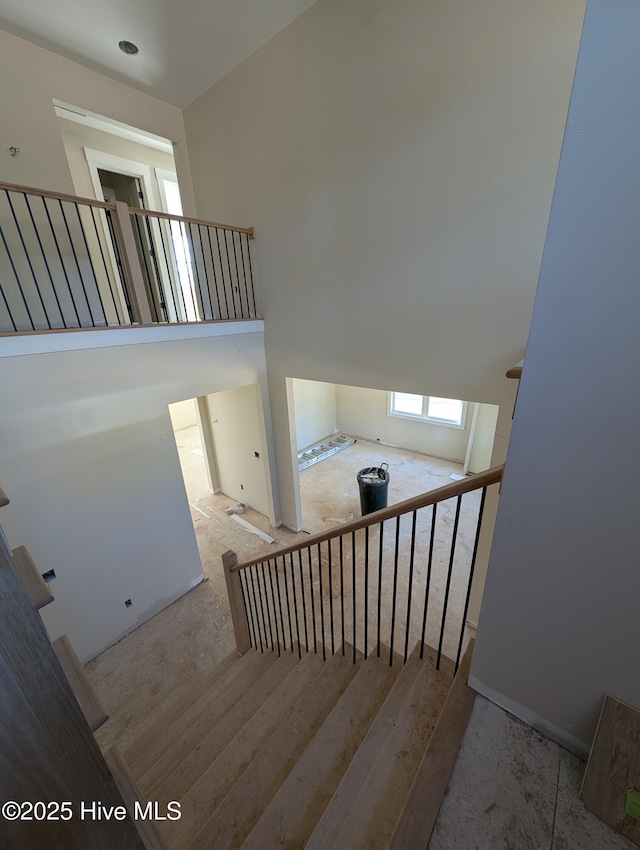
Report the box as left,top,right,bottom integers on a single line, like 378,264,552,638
116,640,469,850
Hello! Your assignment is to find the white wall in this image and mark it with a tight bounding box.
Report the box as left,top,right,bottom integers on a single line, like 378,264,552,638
168,398,198,432
291,378,337,450
472,0,640,754
58,118,177,206
336,385,470,464
0,28,195,214
206,383,272,517
183,0,585,531
0,327,271,662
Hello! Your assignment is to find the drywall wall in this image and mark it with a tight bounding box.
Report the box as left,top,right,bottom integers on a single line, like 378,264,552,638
0,326,272,662
184,0,585,535
335,384,470,463
58,117,177,206
206,383,271,516
183,0,584,625
168,398,198,432
291,378,337,450
0,28,195,215
472,0,640,753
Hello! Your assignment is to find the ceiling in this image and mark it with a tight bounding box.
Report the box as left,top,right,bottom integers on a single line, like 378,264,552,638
0,0,317,108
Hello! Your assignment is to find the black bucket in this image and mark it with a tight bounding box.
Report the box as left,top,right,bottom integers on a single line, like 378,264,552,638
357,463,390,516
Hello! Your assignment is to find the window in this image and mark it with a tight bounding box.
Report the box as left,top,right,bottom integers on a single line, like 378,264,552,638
388,392,467,428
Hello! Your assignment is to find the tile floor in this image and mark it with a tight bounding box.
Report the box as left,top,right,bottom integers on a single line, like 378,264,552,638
429,696,636,850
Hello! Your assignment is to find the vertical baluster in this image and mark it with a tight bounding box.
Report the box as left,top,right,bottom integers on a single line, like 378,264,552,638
298,550,309,652
249,567,264,652
196,224,214,319
175,220,197,318
0,225,34,330
352,530,356,664
215,228,231,319
231,231,246,318
289,554,302,658
88,206,122,325
223,230,238,318
389,515,401,666
260,562,274,651
59,199,96,326
156,218,180,322
133,215,161,321
455,487,488,673
245,232,258,315
238,571,255,649
143,215,168,322
364,525,370,659
75,203,110,325
24,195,66,328
281,556,294,652
328,539,335,655
317,543,326,660
0,280,17,331
6,191,52,329
377,521,384,658
268,560,282,656
403,511,418,664
307,547,317,654
420,504,437,659
42,198,81,326
437,495,462,670
239,232,251,316
205,225,223,319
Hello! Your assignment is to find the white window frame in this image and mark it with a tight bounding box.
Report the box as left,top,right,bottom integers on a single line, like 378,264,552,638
388,392,468,429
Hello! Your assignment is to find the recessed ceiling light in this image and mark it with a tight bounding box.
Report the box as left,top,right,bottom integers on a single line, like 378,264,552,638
118,40,139,55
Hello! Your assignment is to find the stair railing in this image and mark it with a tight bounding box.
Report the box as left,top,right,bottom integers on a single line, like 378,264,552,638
0,179,257,334
223,465,503,674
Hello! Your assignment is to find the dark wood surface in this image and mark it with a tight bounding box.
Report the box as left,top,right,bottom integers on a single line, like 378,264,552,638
0,526,144,850
581,695,640,844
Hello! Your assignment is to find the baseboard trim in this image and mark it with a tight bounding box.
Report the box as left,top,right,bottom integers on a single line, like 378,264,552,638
468,675,590,759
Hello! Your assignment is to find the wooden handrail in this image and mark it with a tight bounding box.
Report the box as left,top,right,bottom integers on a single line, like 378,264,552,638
128,205,254,238
506,359,524,379
0,178,255,237
231,464,503,573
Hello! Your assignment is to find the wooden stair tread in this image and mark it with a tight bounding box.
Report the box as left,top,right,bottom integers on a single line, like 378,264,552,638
164,647,326,850
186,646,362,850
53,635,108,732
128,649,261,778
389,641,476,850
242,648,402,850
153,646,302,804
139,647,280,796
124,648,239,770
137,648,273,794
309,644,451,850
12,545,54,609
105,747,168,850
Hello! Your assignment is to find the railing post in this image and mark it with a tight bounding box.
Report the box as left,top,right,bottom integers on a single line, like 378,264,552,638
222,550,252,655
112,201,153,324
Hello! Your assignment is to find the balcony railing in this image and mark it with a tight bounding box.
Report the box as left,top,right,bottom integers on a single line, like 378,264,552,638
0,181,258,334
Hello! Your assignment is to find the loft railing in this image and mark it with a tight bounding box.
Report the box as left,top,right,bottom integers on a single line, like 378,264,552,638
223,465,503,675
0,180,258,334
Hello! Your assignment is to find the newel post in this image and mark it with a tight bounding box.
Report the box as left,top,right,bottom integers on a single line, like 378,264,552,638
222,550,252,655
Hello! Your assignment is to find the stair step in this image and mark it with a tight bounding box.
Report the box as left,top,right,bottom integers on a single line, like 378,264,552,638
389,641,476,850
137,649,275,795
164,647,326,850
12,545,54,609
124,649,239,772
242,648,402,850
148,648,299,800
186,646,362,850
307,644,450,850
53,635,108,732
104,747,168,850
